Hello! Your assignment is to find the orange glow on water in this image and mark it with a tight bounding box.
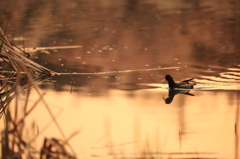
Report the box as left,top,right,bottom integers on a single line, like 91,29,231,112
12,86,238,159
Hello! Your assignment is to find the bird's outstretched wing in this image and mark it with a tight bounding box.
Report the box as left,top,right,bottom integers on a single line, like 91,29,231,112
181,78,194,83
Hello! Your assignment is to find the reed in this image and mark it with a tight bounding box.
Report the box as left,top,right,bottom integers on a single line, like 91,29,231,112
0,85,77,159
0,26,78,158
0,26,56,116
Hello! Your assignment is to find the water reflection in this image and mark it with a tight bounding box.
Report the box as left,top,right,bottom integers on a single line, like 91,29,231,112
163,89,194,104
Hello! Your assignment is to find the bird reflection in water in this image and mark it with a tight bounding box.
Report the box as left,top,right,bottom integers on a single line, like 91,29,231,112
162,89,194,104
162,75,196,104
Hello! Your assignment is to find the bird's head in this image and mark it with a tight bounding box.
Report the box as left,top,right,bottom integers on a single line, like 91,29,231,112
164,75,173,82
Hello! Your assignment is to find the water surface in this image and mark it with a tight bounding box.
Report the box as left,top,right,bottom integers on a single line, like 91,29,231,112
1,0,240,158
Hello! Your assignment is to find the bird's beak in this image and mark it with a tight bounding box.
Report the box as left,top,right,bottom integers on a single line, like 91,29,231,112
161,79,166,83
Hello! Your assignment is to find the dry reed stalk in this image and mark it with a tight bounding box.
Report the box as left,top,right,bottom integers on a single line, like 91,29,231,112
0,63,76,158
0,27,55,76
0,26,56,117
0,25,79,158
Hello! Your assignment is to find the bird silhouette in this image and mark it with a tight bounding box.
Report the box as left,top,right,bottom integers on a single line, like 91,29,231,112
164,75,196,89
162,89,194,104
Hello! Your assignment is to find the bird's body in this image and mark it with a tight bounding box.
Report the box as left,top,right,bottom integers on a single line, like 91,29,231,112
164,75,196,89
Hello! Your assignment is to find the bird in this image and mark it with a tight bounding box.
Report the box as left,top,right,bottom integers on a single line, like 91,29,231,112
163,75,196,89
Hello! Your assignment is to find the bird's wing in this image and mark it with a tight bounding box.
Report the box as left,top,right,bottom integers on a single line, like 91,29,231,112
181,78,194,83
